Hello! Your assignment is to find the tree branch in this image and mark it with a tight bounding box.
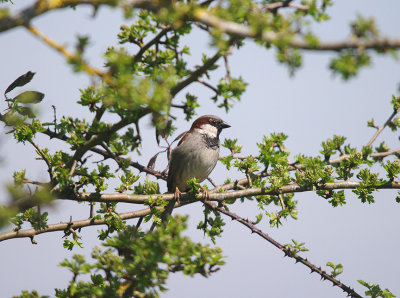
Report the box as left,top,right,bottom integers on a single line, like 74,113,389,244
25,24,104,78
170,49,222,96
2,1,400,52
0,0,153,33
264,2,309,11
53,180,400,205
367,108,399,146
218,148,400,191
0,201,191,242
132,27,171,65
29,140,53,180
204,201,363,298
41,129,166,179
193,9,400,51
0,207,151,242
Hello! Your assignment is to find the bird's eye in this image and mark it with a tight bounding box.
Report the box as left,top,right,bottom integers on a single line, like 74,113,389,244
209,119,217,125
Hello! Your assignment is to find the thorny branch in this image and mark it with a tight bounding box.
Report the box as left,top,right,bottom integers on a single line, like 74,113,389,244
41,127,166,179
0,201,190,242
217,148,400,192
56,180,400,204
132,27,171,65
204,201,363,298
2,0,400,52
366,108,399,146
28,140,53,180
170,49,223,96
25,24,105,79
2,179,399,241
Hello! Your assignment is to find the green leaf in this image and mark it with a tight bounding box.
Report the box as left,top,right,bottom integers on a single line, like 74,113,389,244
13,91,44,104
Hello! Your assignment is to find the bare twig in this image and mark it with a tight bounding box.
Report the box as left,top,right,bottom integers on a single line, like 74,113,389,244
264,2,309,11
29,140,53,180
24,24,104,78
367,108,399,146
278,194,286,210
68,160,78,179
171,50,223,96
132,27,171,65
197,78,218,94
204,201,362,298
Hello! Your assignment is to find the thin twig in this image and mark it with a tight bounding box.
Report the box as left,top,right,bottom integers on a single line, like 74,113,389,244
29,141,53,180
68,160,78,179
197,78,218,94
171,50,223,96
278,194,286,210
24,24,104,78
132,27,171,65
366,108,399,146
264,1,309,11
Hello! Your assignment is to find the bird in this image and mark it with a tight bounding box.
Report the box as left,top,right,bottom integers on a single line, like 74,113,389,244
158,115,230,224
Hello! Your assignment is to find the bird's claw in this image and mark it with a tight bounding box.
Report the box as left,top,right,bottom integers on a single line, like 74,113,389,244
174,187,182,205
200,186,210,202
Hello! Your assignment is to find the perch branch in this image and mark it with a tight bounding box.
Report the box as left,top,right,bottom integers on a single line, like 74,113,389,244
205,201,363,298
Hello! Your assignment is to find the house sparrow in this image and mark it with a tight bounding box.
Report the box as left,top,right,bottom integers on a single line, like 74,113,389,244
160,115,230,223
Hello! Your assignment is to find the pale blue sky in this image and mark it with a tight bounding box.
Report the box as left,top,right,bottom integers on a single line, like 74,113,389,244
0,1,399,297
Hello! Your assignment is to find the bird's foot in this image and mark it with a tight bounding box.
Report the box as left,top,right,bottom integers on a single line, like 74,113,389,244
174,187,182,205
200,186,210,203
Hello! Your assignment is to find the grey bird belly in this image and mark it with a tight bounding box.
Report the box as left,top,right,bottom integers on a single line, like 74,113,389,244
168,135,219,191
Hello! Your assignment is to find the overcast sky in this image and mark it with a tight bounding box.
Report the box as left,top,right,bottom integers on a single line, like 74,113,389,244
1,1,400,297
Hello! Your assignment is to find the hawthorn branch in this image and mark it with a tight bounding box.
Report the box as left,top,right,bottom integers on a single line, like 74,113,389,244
0,207,153,242
192,9,400,51
264,2,309,11
367,108,399,146
2,1,400,52
0,201,190,242
29,140,53,180
41,128,166,179
25,24,104,78
204,201,363,298
0,0,153,33
170,49,222,96
52,180,400,205
218,148,400,191
132,27,171,65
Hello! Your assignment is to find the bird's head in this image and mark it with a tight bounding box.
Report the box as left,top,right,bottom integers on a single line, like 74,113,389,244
190,115,230,138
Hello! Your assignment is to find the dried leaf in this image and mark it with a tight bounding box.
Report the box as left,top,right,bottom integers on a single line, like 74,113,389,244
14,91,44,104
173,131,187,144
4,71,35,95
155,119,174,145
147,152,161,170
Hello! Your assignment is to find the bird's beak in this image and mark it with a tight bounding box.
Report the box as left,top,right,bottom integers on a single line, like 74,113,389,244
220,121,231,129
